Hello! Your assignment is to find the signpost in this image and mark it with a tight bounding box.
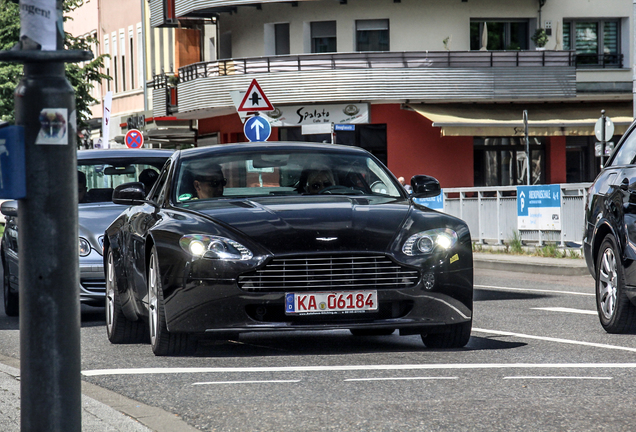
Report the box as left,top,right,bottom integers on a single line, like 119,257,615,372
0,0,93,429
125,128,144,148
595,110,615,167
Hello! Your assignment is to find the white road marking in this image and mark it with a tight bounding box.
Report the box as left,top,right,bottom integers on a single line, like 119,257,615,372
503,376,612,380
472,328,636,353
344,377,458,382
192,379,301,386
475,284,594,297
531,307,597,315
82,363,636,377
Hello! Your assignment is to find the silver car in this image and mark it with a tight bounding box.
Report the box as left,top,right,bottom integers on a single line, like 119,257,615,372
1,148,172,316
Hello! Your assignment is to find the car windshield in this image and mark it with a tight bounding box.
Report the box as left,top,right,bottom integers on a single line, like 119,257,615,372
78,161,162,203
173,149,403,203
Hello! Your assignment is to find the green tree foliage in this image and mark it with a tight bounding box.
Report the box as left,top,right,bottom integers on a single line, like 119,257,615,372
0,0,110,139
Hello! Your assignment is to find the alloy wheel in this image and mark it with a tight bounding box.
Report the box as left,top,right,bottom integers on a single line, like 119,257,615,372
598,246,618,320
105,252,115,334
148,253,159,347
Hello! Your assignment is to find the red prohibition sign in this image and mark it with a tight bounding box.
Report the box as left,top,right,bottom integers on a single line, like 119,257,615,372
125,129,144,148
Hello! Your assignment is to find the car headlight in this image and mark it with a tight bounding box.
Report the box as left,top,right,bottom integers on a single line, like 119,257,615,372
402,228,458,256
179,234,253,260
79,237,91,257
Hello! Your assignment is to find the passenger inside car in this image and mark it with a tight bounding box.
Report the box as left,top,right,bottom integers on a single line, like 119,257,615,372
297,165,337,194
78,171,88,203
139,168,159,195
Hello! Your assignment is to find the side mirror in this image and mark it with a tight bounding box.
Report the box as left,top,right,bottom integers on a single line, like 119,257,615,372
112,182,146,205
411,175,441,198
1,200,18,217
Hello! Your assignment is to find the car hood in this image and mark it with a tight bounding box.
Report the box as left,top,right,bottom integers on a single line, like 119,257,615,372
79,202,127,242
185,196,414,255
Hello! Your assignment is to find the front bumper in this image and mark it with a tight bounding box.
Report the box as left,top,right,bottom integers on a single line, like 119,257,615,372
163,258,473,335
79,252,105,306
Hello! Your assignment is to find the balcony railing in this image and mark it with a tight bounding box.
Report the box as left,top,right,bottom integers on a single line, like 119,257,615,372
176,50,576,84
575,53,623,68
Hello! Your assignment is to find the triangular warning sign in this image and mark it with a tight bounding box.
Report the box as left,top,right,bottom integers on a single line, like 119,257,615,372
237,79,275,112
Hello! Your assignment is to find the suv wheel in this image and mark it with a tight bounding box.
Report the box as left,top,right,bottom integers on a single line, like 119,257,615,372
595,234,636,333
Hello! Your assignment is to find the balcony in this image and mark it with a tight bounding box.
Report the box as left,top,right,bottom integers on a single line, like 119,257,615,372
154,50,577,119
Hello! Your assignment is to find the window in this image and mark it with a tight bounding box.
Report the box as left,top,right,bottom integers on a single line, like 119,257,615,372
563,19,621,67
104,36,110,92
129,27,135,90
120,30,126,91
473,137,544,186
279,124,387,166
275,23,290,55
137,24,143,89
356,19,389,52
470,20,529,51
311,21,336,53
111,33,118,92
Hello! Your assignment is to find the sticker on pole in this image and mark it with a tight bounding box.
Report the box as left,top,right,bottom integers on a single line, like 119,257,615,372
125,129,144,148
36,108,68,145
244,116,271,142
237,79,274,112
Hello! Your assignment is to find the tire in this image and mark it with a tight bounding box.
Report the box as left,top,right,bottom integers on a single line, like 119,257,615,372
3,256,18,317
148,247,196,356
595,234,636,333
105,249,148,343
421,321,472,349
350,328,395,336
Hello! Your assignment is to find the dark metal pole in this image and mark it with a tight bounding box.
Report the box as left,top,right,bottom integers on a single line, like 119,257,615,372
0,1,91,430
16,60,81,432
524,110,530,185
601,109,606,168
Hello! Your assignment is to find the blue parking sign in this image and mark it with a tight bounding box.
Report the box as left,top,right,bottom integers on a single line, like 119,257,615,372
517,185,561,230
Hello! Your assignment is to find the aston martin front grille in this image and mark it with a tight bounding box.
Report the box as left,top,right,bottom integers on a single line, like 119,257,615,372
238,255,420,292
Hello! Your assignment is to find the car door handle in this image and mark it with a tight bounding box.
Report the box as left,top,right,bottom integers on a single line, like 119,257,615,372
621,178,629,191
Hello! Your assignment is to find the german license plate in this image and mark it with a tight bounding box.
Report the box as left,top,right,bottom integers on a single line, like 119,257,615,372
285,291,378,315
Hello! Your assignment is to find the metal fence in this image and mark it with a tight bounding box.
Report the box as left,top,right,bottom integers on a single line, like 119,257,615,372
440,183,591,247
177,50,576,83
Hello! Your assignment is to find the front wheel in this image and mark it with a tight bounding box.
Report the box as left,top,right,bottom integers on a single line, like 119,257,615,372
595,234,636,333
421,321,471,349
148,246,196,356
3,256,18,317
105,249,147,343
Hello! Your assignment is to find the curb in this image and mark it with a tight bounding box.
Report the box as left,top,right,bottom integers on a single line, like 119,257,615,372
473,255,591,277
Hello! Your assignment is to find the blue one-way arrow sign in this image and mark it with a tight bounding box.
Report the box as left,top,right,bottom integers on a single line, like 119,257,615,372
244,115,271,142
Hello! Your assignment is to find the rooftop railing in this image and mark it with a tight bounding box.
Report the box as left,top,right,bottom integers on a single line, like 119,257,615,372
176,50,576,85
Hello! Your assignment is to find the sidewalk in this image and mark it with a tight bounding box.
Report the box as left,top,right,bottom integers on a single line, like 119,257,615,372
473,252,590,277
0,254,591,432
0,354,199,432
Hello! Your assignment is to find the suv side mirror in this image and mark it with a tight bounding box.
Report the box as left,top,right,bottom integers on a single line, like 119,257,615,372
112,182,146,205
411,175,441,198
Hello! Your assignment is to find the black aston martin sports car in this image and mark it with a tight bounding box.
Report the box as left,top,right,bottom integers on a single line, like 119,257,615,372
104,142,473,355
1,148,172,316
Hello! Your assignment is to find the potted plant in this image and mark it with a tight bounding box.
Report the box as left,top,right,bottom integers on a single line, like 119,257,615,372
531,28,548,50
168,73,179,87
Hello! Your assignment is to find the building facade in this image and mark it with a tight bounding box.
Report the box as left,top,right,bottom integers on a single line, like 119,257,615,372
147,0,633,187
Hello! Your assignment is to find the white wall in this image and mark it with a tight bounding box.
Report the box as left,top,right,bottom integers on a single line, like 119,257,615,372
216,0,631,63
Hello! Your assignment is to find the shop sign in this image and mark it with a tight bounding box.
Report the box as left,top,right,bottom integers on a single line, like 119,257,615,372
260,103,369,127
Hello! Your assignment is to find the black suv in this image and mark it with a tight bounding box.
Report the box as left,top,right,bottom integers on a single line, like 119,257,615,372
584,122,636,333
